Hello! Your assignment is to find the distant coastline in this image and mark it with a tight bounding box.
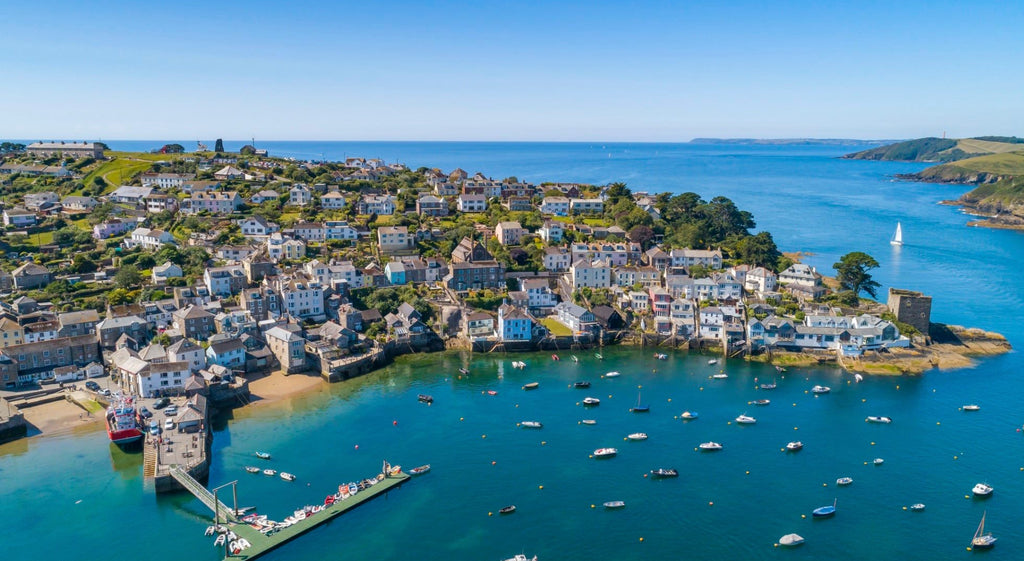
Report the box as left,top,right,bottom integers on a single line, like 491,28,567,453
689,138,897,146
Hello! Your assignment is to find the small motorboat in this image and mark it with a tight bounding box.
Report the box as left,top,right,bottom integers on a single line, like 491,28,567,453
604,371,621,378
866,416,892,424
752,399,770,406
503,555,537,561
681,411,698,420
910,503,925,511
255,451,271,460
574,381,591,389
786,441,803,451
708,359,718,365
812,499,837,518
972,483,994,497
214,534,226,547
487,390,498,396
263,469,277,476
963,404,980,411
205,526,216,536
971,510,997,549
759,382,777,390
627,433,648,441
409,465,431,475
417,394,433,403
873,458,884,465
654,353,667,360
499,505,516,514
280,472,296,481
811,385,831,394
459,368,469,375
836,477,853,486
583,397,601,406
699,442,723,451
572,355,579,363
711,373,728,379
520,421,543,429
581,419,597,425
774,366,787,373
735,414,756,424
650,468,678,478
593,447,618,458
778,533,804,547
245,466,260,473
551,354,560,361
595,353,604,360
522,382,539,390
603,500,626,509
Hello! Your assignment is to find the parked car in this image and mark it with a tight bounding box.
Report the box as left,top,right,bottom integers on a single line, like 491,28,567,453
149,420,160,435
138,406,152,419
85,381,100,391
153,397,170,409
163,418,175,430
164,405,179,416
98,388,111,396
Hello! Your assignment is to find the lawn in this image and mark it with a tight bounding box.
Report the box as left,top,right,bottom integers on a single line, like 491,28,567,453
81,157,154,191
541,317,573,336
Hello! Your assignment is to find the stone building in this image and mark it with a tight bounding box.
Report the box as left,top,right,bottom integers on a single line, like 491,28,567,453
887,288,932,335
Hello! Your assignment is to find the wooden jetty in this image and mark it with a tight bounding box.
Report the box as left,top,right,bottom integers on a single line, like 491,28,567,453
221,470,410,560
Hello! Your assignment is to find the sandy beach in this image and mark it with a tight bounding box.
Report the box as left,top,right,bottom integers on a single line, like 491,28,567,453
247,371,326,404
22,399,103,436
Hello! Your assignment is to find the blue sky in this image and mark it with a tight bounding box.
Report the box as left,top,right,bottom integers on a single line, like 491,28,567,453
3,1,1022,141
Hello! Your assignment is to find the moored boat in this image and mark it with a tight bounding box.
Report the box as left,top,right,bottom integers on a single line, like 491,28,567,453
910,503,925,511
627,432,648,441
812,499,837,518
572,355,579,363
836,477,853,486
604,371,620,378
963,404,980,411
522,382,539,390
263,469,277,476
654,353,667,360
630,391,650,413
499,505,516,514
971,510,996,549
581,419,597,425
503,555,537,561
650,468,678,478
520,421,543,429
811,385,831,394
759,381,777,390
603,500,626,509
774,366,786,373
595,353,603,360
583,397,600,406
786,441,803,451
409,464,431,475
699,441,723,451
593,447,618,458
681,411,698,420
574,381,591,389
280,472,296,481
551,354,559,361
866,416,892,424
779,533,804,547
417,394,434,403
487,390,498,396
873,458,884,465
972,483,994,496
735,414,756,424
708,359,718,365
711,373,728,379
459,368,469,375
255,451,272,460
245,466,260,473
752,399,770,406
106,395,144,446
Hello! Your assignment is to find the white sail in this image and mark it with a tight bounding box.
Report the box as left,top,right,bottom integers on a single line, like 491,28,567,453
890,222,903,246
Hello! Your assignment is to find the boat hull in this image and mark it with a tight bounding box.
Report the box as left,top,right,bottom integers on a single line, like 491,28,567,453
108,427,144,445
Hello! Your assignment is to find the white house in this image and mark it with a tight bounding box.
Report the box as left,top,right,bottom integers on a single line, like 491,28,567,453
292,222,326,242
321,190,346,209
378,226,412,253
779,263,821,287
553,302,595,332
265,233,305,262
152,262,183,284
289,184,312,206
670,248,723,270
495,221,525,245
519,278,558,309
569,259,612,289
569,198,604,214
457,194,488,212
123,227,175,250
538,220,564,243
2,208,36,227
745,266,778,294
543,247,571,272
540,196,571,215
166,338,206,373
136,361,191,398
239,216,279,237
107,186,153,204
357,194,396,215
325,220,359,240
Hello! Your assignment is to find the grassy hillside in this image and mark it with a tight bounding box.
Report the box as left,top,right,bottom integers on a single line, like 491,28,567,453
914,151,1024,183
844,136,1024,162
80,157,155,193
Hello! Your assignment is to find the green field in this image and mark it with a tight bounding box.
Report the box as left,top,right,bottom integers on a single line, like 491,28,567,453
541,317,573,336
947,151,1024,175
81,157,154,191
955,138,1024,155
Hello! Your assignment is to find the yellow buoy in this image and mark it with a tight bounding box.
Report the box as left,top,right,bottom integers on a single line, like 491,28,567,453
774,543,779,548
539,485,544,489
700,387,704,391
937,422,941,425
515,404,519,408
794,427,798,430
902,506,907,510
460,417,464,421
862,398,866,402
482,435,486,439
801,514,806,519
745,471,750,475
591,504,595,508
639,537,644,542
667,398,671,402
871,441,875,445
541,441,546,445
823,483,827,487
488,512,493,516
965,495,970,499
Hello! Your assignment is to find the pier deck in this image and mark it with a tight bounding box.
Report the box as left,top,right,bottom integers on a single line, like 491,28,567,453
223,472,409,560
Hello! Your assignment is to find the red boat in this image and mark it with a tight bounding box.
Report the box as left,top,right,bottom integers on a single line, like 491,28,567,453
551,354,560,361
106,395,144,445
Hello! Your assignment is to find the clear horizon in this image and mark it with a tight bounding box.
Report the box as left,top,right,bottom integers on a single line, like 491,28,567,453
3,0,1022,141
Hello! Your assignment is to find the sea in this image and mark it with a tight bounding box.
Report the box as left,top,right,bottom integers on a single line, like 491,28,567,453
1,141,1021,561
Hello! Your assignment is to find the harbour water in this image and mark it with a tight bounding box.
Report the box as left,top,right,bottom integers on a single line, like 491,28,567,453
2,142,1022,560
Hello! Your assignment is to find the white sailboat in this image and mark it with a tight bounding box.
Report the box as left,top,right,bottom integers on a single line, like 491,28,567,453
971,510,997,549
890,222,903,246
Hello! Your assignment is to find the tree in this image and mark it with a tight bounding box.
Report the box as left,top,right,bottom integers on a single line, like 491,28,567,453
628,225,655,248
160,144,185,154
833,251,880,298
735,231,781,269
114,265,142,289
214,138,225,152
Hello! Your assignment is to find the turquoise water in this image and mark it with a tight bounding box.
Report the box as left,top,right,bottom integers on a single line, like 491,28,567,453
2,143,1022,559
